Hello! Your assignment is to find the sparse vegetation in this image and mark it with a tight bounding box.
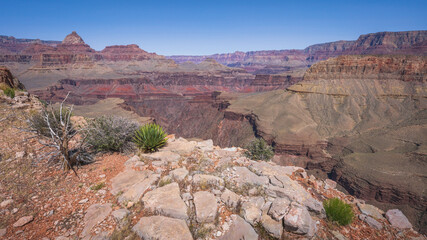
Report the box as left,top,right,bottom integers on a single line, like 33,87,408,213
90,182,106,191
158,177,173,187
3,87,15,98
323,198,354,226
133,123,168,153
29,108,73,137
28,93,92,171
85,116,139,152
244,138,274,161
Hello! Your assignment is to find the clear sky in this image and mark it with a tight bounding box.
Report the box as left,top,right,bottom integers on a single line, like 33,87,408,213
1,0,426,55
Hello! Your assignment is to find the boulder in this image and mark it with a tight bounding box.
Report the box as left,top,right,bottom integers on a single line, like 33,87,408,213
197,139,214,152
260,213,283,239
142,183,188,220
111,209,130,222
385,209,413,229
233,167,269,187
220,215,258,240
282,202,316,237
192,174,224,190
266,176,324,216
193,191,218,223
123,155,141,170
170,168,189,182
241,201,262,226
118,173,160,203
110,170,153,195
357,203,385,220
80,203,112,238
162,138,197,155
359,214,383,230
268,197,291,221
132,216,193,240
220,189,240,210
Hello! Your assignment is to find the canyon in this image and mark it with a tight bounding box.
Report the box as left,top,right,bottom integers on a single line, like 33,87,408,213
0,30,426,233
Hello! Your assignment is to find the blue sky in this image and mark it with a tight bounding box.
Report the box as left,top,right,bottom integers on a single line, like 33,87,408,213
1,0,426,55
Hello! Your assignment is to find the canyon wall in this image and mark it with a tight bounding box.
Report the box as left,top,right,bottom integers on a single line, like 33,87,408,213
168,31,427,73
222,55,426,232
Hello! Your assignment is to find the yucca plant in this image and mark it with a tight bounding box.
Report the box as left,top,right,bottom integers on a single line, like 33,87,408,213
323,198,354,226
133,123,168,153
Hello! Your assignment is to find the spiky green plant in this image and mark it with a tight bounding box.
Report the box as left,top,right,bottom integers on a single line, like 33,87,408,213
323,198,354,226
133,123,167,153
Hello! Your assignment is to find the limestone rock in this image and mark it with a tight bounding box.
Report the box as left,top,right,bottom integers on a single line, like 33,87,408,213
111,170,153,195
260,213,283,239
220,215,258,240
324,179,337,189
192,174,224,190
220,189,240,210
170,168,189,182
132,216,193,240
233,166,269,187
13,215,33,227
359,214,383,230
357,203,385,220
80,203,112,238
282,202,316,236
141,151,181,163
266,175,324,216
111,208,130,222
249,161,303,177
268,197,291,221
197,139,214,152
162,138,197,155
124,155,141,170
118,173,160,203
142,183,188,220
241,201,262,226
194,191,218,223
386,209,412,229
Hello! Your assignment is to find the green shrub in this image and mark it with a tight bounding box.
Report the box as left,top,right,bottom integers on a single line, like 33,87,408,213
3,87,15,98
85,116,139,152
244,138,274,161
133,123,167,153
29,108,73,137
323,198,354,226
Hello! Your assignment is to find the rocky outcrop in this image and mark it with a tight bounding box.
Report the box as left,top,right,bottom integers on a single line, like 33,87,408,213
70,136,423,239
0,66,25,89
62,31,85,45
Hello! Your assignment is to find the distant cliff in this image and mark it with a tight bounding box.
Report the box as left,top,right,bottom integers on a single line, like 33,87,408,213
168,31,427,73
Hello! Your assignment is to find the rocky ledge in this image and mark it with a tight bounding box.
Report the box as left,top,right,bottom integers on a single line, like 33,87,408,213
60,136,422,240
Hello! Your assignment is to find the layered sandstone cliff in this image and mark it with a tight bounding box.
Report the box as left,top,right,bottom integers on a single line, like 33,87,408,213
168,31,427,73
